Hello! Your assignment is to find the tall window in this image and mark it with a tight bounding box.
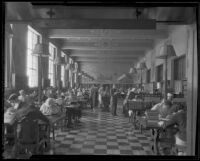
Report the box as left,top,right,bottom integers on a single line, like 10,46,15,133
174,55,186,80
49,43,57,86
156,64,163,82
74,62,78,84
69,58,73,87
27,26,41,87
61,52,65,86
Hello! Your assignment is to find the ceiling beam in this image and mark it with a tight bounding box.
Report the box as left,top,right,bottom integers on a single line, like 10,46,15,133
63,50,145,56
61,40,153,50
32,19,156,29
48,29,168,39
79,61,136,64
75,57,137,62
62,46,151,51
70,54,141,58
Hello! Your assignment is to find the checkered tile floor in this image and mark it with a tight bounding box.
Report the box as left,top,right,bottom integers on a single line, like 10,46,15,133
48,106,154,155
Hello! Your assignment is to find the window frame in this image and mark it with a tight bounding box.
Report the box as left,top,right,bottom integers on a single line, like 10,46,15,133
49,42,57,87
174,55,186,81
27,25,42,88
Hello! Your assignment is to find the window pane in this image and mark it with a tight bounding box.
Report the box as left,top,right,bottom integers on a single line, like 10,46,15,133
27,31,32,49
27,26,41,87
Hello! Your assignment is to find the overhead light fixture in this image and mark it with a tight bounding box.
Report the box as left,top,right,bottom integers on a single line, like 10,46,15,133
32,43,49,57
136,62,147,70
156,44,176,59
129,67,137,74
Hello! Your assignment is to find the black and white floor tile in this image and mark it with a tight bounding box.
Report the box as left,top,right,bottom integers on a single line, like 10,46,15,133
49,106,154,155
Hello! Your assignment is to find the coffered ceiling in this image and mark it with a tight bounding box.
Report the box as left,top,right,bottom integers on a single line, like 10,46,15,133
5,2,196,66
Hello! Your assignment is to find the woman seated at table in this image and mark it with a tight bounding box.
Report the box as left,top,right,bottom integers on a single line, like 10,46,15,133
29,90,38,102
18,90,29,103
158,108,187,155
40,98,61,116
55,96,66,113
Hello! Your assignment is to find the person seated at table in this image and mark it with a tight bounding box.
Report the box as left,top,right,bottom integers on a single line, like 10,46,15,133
18,90,28,103
4,94,49,140
4,97,13,111
55,89,62,99
29,90,38,102
40,98,61,116
77,88,83,97
150,100,177,155
4,93,21,145
11,102,50,155
151,100,175,119
158,108,187,155
55,96,65,113
151,92,173,111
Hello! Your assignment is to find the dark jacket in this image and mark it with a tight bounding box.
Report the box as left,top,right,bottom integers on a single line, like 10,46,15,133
13,104,49,125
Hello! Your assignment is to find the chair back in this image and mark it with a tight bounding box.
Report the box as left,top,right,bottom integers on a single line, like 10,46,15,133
15,116,39,144
127,101,145,110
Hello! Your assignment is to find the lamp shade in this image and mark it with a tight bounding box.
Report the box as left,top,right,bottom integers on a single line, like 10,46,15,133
54,57,61,64
65,63,70,70
70,64,74,70
60,57,66,65
129,67,137,74
156,44,176,59
32,43,49,57
5,23,13,36
136,62,147,70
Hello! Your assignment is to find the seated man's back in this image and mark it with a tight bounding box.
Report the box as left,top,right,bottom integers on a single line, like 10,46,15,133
14,104,49,125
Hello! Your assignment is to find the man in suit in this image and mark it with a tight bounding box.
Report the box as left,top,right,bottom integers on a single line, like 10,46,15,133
90,85,97,111
110,84,119,116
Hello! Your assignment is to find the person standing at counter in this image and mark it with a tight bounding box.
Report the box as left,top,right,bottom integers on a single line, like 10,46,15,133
110,84,119,116
102,86,110,112
98,85,104,109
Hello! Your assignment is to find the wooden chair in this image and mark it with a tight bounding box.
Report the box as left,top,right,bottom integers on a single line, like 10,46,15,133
12,117,49,158
4,123,15,146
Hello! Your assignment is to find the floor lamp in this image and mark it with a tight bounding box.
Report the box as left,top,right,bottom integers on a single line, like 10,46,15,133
156,44,176,101
54,56,66,90
32,43,49,105
136,62,147,93
129,67,137,87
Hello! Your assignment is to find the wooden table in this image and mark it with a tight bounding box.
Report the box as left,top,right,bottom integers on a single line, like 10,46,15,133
127,100,152,128
77,99,87,109
64,105,80,128
45,113,66,141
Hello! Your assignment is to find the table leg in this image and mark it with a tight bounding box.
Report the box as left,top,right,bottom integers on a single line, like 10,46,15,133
52,125,55,140
140,124,143,134
154,129,160,155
